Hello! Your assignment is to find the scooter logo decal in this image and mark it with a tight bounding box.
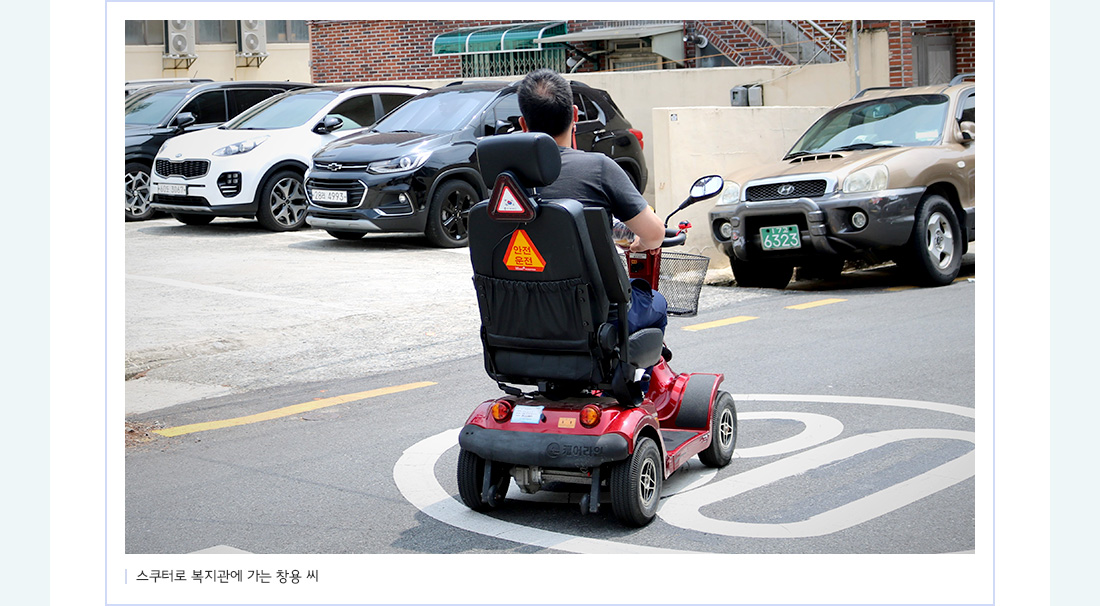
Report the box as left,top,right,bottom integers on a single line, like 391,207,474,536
494,184,525,214
503,229,546,272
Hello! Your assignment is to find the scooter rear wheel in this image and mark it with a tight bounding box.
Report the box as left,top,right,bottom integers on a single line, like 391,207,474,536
610,437,662,527
698,391,737,468
457,449,509,512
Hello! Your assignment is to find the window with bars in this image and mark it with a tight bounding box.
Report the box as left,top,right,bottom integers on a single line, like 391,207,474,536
197,20,237,44
460,48,568,78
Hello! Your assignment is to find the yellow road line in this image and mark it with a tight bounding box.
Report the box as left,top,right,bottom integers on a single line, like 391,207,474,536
681,316,758,332
153,381,437,437
785,298,847,310
886,286,917,292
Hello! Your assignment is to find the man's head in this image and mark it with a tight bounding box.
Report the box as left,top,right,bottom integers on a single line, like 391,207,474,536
517,68,574,139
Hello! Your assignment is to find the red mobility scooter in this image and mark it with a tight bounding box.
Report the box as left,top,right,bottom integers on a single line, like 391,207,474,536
458,132,737,527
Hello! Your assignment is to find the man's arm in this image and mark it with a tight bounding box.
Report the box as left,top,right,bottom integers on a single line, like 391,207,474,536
624,206,665,252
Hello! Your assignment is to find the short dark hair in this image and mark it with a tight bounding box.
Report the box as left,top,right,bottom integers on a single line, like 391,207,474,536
517,68,573,138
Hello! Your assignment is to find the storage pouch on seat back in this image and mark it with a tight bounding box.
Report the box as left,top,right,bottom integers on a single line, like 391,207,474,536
473,274,594,351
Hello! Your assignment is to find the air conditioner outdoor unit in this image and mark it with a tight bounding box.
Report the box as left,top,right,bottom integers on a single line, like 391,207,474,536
236,20,268,67
163,20,196,57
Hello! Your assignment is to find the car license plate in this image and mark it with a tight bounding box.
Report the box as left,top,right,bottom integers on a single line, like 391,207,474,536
156,183,187,196
760,225,800,251
311,189,347,203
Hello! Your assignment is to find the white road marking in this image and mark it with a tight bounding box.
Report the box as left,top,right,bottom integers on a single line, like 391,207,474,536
659,429,974,538
394,395,974,551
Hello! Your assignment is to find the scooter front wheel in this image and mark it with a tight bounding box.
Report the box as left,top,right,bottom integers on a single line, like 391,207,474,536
610,437,662,527
457,449,509,512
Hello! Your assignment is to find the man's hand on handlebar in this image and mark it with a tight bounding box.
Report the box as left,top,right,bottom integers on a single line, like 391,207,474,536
624,206,666,252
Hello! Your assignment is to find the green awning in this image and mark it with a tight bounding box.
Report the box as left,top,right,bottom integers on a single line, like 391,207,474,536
433,21,567,55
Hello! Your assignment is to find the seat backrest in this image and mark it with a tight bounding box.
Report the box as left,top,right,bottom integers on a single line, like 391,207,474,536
470,133,649,403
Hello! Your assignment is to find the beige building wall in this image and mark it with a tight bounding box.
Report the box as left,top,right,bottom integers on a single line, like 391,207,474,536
125,43,312,83
649,106,831,267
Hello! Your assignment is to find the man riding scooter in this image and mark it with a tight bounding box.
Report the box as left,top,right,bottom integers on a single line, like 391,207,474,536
517,68,669,336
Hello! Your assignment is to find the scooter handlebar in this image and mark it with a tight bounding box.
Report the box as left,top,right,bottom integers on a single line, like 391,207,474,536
661,231,687,248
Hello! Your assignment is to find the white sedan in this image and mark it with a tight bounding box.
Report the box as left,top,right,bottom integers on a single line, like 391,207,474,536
149,84,426,231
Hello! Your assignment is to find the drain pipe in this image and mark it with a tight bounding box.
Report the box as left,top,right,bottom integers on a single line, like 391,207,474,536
852,20,861,93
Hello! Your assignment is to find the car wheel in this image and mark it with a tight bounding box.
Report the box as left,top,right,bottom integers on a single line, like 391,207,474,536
907,194,963,285
425,180,477,248
698,391,737,468
125,162,154,222
610,437,662,527
731,257,793,289
171,213,215,226
256,170,308,232
325,230,364,241
456,449,509,512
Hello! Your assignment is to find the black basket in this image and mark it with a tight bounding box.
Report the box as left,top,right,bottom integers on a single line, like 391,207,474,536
658,251,709,316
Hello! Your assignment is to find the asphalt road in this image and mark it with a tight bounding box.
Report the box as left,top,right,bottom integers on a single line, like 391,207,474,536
124,216,976,559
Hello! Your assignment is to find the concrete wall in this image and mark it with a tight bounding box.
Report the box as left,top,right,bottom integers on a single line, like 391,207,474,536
124,43,312,83
649,106,831,267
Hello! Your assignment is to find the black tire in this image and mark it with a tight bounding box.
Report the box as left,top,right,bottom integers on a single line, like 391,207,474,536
171,213,215,226
456,449,509,512
325,230,364,241
731,257,793,289
907,194,963,286
425,180,477,248
698,391,737,468
125,162,154,222
610,437,662,527
256,169,308,232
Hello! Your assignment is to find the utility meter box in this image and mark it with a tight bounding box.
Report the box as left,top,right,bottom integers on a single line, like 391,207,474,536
730,85,763,107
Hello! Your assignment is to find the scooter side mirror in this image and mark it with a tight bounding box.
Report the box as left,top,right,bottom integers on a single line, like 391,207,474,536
313,115,344,134
665,175,726,226
689,175,725,201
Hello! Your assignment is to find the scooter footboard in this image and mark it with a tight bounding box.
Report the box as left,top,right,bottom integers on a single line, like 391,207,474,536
459,424,630,468
672,373,723,430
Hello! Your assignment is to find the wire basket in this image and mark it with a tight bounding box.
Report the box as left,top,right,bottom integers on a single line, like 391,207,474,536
659,251,709,316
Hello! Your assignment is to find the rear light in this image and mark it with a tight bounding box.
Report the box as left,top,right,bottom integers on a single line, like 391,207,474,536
490,400,513,423
629,128,644,150
579,404,602,428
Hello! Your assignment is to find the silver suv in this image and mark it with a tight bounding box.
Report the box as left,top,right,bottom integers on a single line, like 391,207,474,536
709,77,976,288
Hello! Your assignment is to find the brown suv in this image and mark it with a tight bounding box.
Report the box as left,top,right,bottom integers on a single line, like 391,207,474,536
708,77,976,288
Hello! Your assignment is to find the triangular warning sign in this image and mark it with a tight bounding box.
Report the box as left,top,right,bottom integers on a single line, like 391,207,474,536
495,185,525,213
503,229,546,272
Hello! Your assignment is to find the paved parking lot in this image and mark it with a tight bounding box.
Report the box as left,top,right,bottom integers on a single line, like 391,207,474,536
125,217,763,414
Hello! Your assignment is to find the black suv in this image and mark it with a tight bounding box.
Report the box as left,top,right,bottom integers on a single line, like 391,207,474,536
125,80,313,221
304,80,648,247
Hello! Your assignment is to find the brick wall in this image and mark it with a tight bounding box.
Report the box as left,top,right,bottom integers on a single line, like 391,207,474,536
308,20,975,84
864,20,976,86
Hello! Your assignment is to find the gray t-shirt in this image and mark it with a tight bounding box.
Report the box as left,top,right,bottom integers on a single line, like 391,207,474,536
537,147,647,222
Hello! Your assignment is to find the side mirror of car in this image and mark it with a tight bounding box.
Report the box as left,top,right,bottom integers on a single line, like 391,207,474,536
171,112,196,132
958,121,976,142
313,115,344,134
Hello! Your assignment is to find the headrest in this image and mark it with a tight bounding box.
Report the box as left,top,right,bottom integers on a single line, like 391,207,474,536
477,132,561,190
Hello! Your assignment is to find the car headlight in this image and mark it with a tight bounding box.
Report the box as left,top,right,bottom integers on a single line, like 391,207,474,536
367,152,430,174
716,181,741,206
212,135,269,157
842,165,889,193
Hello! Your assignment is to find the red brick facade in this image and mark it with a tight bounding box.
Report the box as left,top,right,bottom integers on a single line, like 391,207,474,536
308,20,975,84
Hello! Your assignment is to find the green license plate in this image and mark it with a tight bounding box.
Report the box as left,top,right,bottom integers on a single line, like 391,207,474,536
760,225,801,251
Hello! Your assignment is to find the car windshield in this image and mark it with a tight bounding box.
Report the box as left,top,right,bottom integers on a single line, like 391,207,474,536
788,94,950,156
225,91,339,130
371,89,496,135
125,89,188,126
